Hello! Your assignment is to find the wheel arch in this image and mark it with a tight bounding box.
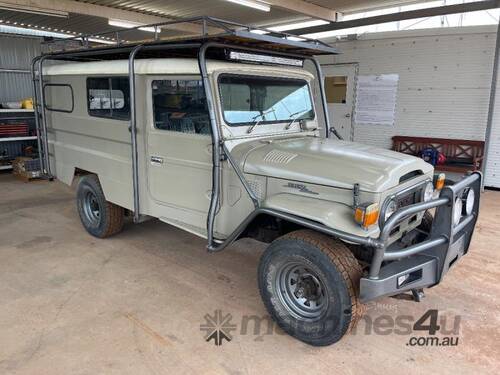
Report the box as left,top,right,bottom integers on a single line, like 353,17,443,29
238,211,306,243
71,168,132,211
71,168,97,188
237,210,360,246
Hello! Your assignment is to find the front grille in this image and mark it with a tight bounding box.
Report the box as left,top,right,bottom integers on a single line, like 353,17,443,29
396,189,421,209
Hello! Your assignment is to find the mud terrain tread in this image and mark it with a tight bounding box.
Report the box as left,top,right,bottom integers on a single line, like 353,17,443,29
78,175,124,238
102,199,124,237
419,211,434,233
282,229,364,332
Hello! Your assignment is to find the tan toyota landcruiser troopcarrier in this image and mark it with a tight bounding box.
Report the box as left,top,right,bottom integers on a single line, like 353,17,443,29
32,17,481,346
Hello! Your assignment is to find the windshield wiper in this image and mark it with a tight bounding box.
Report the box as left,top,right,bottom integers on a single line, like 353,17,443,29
284,109,309,130
247,108,276,134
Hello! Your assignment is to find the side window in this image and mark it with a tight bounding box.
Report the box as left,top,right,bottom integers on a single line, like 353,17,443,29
152,79,210,135
87,77,130,120
44,84,74,113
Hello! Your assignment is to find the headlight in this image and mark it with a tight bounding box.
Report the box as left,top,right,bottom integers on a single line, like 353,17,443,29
384,199,397,221
453,197,462,226
423,181,434,202
465,189,475,216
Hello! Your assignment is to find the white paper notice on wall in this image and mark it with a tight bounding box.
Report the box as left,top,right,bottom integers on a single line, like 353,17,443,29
354,74,399,126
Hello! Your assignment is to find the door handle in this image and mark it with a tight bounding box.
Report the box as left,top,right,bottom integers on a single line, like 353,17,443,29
150,156,164,164
345,113,351,118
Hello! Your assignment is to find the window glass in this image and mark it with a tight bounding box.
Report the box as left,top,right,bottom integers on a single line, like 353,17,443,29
325,76,347,104
152,79,210,135
44,84,74,112
219,75,314,126
87,77,130,120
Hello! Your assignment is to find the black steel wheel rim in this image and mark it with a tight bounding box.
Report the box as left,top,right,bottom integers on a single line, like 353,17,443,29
82,189,101,227
275,261,329,321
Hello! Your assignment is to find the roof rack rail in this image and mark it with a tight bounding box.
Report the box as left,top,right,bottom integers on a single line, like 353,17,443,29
40,16,338,56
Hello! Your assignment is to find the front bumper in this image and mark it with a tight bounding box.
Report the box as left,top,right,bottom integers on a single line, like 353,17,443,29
359,172,481,303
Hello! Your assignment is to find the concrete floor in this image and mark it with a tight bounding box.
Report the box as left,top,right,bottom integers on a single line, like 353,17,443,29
0,173,499,375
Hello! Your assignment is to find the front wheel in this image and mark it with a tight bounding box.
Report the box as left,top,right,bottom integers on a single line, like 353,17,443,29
258,230,363,346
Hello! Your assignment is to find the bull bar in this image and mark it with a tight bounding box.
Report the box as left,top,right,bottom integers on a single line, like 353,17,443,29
359,172,482,302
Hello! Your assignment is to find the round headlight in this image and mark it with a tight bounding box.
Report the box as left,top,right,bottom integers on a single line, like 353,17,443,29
384,200,397,221
465,189,475,216
423,181,434,202
453,197,463,226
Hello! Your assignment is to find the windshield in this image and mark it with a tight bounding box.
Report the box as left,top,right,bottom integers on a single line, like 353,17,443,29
219,75,314,126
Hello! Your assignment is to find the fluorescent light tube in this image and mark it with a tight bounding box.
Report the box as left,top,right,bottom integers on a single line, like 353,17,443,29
88,38,116,45
250,29,269,35
108,19,157,33
225,0,270,12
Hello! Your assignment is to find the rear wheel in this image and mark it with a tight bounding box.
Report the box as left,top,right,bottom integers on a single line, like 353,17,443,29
76,175,124,238
258,229,363,346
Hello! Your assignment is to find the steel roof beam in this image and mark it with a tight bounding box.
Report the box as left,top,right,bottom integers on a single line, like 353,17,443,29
288,0,500,34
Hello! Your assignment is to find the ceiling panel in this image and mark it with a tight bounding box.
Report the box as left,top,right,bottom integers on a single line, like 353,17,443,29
307,0,436,14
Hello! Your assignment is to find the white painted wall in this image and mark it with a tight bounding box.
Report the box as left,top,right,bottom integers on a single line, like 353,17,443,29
318,26,499,187
484,36,500,188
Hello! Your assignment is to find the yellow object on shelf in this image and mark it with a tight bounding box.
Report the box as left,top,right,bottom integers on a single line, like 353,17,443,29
21,98,33,109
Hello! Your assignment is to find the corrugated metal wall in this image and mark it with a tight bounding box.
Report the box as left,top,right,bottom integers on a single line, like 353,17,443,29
318,26,499,187
0,34,41,103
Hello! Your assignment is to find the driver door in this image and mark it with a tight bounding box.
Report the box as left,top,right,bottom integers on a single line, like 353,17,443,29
146,76,213,232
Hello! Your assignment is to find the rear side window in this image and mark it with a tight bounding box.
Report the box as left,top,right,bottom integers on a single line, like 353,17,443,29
44,84,74,113
87,77,130,120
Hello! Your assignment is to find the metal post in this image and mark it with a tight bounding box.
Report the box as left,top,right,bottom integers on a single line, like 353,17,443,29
30,56,45,174
310,57,335,139
198,42,222,250
37,56,52,177
128,45,143,223
202,18,208,36
483,20,500,188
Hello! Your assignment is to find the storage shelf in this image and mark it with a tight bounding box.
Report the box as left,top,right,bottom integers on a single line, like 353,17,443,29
0,109,34,113
0,136,37,142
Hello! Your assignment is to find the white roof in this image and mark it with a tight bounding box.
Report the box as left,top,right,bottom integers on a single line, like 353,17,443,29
43,58,314,79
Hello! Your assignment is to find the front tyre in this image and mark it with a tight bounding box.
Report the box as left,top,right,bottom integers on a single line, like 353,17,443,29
418,211,434,233
258,230,363,346
76,175,124,238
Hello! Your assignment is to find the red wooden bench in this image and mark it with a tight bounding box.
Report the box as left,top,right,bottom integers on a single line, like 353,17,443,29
392,136,484,173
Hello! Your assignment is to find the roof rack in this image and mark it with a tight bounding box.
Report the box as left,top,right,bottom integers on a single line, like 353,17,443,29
40,16,338,58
